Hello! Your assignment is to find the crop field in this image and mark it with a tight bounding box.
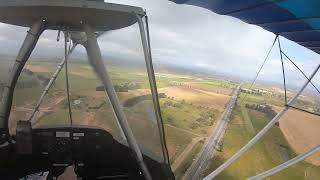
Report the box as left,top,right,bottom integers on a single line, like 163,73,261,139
25,64,50,72
203,92,320,179
1,61,233,176
159,87,230,112
1,59,319,180
279,109,320,166
4,60,318,179
240,89,320,167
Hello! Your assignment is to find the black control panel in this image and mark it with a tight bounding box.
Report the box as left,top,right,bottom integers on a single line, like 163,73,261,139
0,126,175,180
32,126,137,179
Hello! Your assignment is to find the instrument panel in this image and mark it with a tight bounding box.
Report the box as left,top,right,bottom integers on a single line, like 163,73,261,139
32,126,131,178
0,126,174,179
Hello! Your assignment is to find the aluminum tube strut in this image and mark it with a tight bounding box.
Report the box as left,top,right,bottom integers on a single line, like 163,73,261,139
71,32,126,141
103,90,127,142
82,25,152,180
135,13,169,164
30,43,77,125
203,63,320,180
0,20,46,137
248,145,320,180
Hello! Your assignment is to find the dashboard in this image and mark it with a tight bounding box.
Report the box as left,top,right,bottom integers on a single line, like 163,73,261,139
0,125,174,180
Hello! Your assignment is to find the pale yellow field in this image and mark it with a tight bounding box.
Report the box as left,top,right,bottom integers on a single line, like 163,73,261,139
25,64,50,72
279,109,320,166
159,87,230,112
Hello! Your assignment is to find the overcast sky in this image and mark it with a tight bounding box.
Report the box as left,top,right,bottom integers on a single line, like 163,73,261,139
0,0,319,89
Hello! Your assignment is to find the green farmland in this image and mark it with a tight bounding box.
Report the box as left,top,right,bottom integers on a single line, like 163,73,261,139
204,92,320,180
2,61,232,177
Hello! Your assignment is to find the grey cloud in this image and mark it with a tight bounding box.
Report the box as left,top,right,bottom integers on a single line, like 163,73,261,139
0,0,319,89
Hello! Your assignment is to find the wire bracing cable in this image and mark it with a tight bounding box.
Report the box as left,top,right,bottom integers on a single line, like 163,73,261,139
277,37,288,104
281,50,320,95
240,35,278,105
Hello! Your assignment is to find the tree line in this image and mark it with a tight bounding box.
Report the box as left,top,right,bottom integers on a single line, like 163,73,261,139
245,103,277,119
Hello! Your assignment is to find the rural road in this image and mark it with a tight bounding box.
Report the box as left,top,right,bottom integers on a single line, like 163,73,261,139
183,85,240,180
171,137,203,172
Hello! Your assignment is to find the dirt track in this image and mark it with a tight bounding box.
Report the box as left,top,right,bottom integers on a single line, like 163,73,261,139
171,137,202,172
279,109,320,166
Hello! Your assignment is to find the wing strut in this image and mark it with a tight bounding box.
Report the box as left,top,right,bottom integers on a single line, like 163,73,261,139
29,43,77,125
0,20,46,139
249,145,320,180
203,52,320,180
135,13,170,164
82,24,152,180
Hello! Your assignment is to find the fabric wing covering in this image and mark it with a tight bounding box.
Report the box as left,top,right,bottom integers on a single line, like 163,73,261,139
170,0,320,55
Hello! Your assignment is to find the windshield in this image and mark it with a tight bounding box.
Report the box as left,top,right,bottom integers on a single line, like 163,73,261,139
7,27,166,162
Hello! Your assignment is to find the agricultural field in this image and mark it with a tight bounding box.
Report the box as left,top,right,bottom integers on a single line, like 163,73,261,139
1,61,235,176
203,91,320,179
1,59,319,179
279,109,320,166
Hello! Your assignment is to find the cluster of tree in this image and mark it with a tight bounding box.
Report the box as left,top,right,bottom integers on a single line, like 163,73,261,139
163,97,194,108
166,96,175,100
123,93,166,107
96,85,128,92
190,111,215,129
162,100,182,108
245,103,277,118
88,102,105,110
169,82,193,88
241,89,263,96
123,94,152,107
96,82,141,92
